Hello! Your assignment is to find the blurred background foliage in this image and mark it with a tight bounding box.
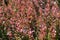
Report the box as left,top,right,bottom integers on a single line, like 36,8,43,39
57,0,60,7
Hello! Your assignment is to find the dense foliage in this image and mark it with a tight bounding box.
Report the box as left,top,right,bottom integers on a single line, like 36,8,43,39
0,0,60,40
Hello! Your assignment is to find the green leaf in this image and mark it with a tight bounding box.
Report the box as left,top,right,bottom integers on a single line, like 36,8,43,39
22,35,29,40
